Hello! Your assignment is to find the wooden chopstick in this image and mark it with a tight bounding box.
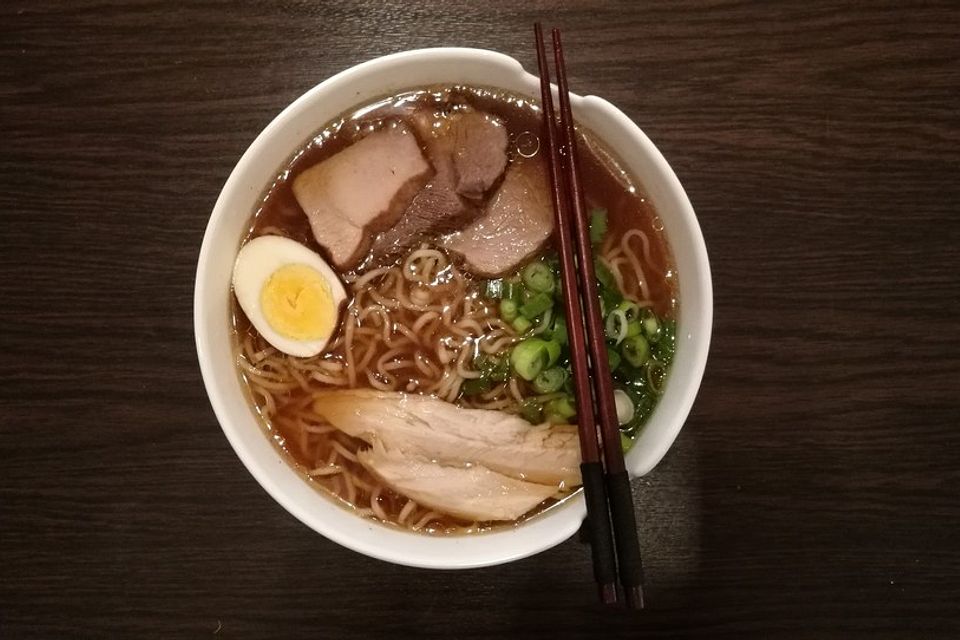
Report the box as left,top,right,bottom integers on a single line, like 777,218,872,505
551,26,646,610
534,23,619,606
535,24,646,609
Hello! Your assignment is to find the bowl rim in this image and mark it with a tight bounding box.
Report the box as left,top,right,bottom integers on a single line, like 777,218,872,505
195,46,712,569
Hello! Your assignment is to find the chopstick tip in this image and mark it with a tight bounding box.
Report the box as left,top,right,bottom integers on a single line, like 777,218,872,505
599,582,618,605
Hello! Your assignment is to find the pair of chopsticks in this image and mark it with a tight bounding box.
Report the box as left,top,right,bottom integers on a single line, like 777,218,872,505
534,24,645,609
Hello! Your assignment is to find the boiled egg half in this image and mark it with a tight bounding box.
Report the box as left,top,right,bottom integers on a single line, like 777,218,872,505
232,235,347,357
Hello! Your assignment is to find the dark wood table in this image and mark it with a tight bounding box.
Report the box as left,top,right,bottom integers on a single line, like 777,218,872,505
3,1,958,637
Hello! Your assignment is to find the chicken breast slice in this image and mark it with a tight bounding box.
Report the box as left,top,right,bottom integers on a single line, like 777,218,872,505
441,155,554,277
311,390,581,489
292,122,432,269
357,441,558,522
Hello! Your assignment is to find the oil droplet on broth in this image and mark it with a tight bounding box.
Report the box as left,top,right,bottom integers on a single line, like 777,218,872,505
515,131,540,158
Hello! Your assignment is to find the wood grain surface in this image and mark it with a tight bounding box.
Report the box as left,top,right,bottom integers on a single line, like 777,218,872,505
2,1,959,637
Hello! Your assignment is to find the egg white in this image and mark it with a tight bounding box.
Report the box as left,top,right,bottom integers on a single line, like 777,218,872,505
232,235,347,357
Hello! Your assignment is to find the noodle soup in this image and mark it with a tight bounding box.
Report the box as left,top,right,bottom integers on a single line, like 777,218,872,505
232,86,677,534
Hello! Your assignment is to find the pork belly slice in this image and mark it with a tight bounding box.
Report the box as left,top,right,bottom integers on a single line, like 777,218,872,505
450,111,509,199
357,441,557,522
311,389,581,488
442,156,554,278
291,123,432,269
366,173,478,267
365,110,508,267
365,123,473,266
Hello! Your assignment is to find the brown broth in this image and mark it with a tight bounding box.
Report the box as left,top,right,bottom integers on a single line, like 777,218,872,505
235,85,677,533
249,87,676,309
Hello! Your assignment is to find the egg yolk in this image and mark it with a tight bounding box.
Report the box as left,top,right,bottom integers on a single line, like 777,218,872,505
260,264,336,341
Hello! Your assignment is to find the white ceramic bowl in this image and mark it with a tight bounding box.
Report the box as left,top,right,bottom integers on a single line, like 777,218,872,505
195,48,712,569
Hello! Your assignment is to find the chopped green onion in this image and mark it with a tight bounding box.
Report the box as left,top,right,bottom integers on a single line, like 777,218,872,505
512,316,533,334
510,339,549,380
600,289,623,317
543,339,562,367
462,377,492,396
499,298,519,322
520,292,553,320
596,260,623,314
550,314,568,345
605,309,628,344
544,396,577,423
615,300,640,322
606,346,621,371
595,259,617,290
490,359,510,382
590,208,608,245
522,262,556,294
520,399,543,424
626,319,643,338
475,354,510,382
532,308,553,335
533,367,567,394
641,309,661,342
622,334,650,367
503,278,522,302
563,371,575,394
646,359,667,394
620,432,636,453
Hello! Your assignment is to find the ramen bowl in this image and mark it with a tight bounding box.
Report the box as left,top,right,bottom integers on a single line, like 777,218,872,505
194,47,712,569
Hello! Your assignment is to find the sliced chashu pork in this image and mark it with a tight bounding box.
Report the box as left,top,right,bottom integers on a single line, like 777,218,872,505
451,111,509,199
442,155,554,277
357,441,558,522
292,123,432,269
311,389,580,488
365,115,469,266
366,110,508,267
